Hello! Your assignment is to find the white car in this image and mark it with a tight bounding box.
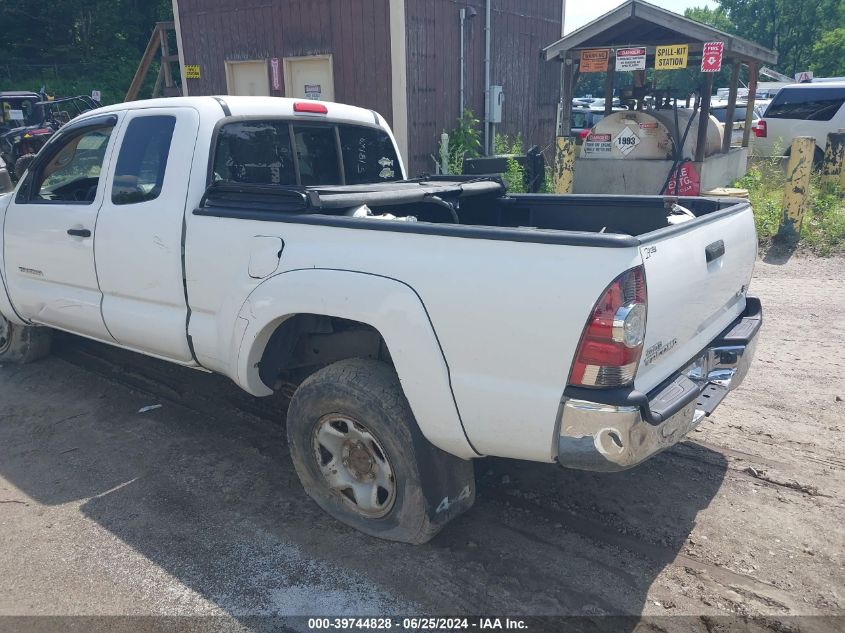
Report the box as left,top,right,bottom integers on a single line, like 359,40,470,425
752,82,845,161
0,97,762,543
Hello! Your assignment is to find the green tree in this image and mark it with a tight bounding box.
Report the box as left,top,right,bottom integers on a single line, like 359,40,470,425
714,0,842,76
1,0,174,104
683,6,736,33
809,28,845,77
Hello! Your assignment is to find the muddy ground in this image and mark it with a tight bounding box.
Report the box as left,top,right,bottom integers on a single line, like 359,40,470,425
0,253,842,632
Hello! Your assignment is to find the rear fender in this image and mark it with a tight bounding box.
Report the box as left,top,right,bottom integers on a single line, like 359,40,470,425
234,268,477,459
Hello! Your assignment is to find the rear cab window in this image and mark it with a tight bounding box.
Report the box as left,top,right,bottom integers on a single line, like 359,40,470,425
112,116,176,205
212,119,401,187
765,86,845,121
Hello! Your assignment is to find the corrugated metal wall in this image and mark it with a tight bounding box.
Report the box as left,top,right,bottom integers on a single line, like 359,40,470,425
176,0,394,124
405,0,562,175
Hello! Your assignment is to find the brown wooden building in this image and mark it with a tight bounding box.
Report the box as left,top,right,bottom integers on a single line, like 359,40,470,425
172,0,564,175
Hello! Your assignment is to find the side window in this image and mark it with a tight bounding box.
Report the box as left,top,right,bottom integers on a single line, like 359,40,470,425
213,121,296,186
338,125,401,184
32,125,114,203
293,125,342,186
112,116,176,205
766,88,845,121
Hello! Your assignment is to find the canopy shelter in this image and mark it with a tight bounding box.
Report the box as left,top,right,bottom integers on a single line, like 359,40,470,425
543,0,778,159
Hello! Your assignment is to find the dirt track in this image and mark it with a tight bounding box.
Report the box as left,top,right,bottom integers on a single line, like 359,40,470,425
0,253,843,632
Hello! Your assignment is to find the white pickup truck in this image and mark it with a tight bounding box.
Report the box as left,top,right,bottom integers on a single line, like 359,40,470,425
0,97,762,544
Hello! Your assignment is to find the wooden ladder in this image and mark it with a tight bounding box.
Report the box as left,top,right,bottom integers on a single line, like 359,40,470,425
125,22,181,102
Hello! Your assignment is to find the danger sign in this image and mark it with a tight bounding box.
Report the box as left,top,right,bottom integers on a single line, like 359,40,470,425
701,42,724,73
580,49,610,73
655,45,688,70
616,47,647,71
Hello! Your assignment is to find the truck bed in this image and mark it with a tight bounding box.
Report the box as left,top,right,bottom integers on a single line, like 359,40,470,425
195,177,748,247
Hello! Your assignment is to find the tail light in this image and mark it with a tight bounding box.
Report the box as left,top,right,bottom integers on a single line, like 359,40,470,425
569,266,648,389
294,102,328,115
753,119,767,138
579,129,591,140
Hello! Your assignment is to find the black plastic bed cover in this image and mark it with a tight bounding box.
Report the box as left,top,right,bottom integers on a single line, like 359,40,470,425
199,176,506,213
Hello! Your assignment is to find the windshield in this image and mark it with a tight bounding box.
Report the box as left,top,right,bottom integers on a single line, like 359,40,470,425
0,98,42,129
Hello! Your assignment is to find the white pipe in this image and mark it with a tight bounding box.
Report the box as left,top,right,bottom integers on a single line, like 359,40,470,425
460,8,466,117
484,0,492,155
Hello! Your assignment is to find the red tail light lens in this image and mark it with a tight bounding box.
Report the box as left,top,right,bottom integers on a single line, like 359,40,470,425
569,266,648,388
294,102,328,115
753,119,767,138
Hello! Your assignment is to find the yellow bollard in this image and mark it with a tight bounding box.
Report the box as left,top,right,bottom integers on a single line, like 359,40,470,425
553,136,576,194
779,137,815,239
821,131,845,191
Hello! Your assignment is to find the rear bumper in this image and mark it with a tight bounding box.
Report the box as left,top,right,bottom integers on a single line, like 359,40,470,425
556,297,762,472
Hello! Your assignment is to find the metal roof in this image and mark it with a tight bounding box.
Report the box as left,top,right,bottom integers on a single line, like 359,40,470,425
544,0,777,65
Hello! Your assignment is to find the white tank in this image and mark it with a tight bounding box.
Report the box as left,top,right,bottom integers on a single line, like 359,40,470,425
580,111,674,160
649,109,723,159
580,110,724,161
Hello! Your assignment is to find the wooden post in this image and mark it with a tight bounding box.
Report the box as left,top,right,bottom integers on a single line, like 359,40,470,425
159,28,174,90
694,73,714,163
603,55,615,115
821,131,845,190
779,137,816,239
722,61,740,154
559,57,575,137
742,62,758,148
553,136,577,194
126,24,164,102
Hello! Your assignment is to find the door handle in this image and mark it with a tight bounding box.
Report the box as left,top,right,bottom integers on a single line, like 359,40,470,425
67,228,92,238
705,240,725,263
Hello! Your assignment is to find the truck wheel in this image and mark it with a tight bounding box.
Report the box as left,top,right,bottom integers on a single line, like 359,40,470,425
287,358,475,544
0,315,52,364
13,154,36,181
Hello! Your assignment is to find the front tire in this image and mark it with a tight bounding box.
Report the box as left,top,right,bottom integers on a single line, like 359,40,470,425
287,358,475,544
0,315,52,364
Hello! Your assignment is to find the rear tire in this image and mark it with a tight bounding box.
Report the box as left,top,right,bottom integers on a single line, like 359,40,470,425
0,315,52,364
286,358,475,544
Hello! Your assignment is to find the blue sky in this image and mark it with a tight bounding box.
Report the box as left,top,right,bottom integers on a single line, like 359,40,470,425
565,0,719,34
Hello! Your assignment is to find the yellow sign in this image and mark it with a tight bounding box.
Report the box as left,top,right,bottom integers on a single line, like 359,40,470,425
185,65,201,79
655,45,689,70
580,49,610,73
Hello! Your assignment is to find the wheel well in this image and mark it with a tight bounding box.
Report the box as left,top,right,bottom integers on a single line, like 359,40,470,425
258,314,393,393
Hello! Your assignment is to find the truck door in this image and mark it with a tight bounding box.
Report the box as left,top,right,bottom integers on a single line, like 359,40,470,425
3,114,121,341
94,108,200,363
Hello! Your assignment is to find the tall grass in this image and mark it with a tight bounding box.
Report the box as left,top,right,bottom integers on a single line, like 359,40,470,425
735,151,845,255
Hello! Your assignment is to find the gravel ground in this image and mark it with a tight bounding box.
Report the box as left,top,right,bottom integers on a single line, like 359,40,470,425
0,253,843,632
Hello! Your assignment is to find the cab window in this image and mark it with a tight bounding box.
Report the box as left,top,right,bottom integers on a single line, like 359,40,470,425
211,120,401,187
213,120,297,186
32,125,114,203
112,116,176,205
338,125,400,184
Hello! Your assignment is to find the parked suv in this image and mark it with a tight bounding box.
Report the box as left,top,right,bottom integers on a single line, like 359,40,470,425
752,82,845,162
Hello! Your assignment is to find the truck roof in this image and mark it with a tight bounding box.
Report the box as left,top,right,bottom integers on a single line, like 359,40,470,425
94,96,386,128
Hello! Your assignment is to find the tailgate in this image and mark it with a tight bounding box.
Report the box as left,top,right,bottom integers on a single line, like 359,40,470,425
635,202,758,393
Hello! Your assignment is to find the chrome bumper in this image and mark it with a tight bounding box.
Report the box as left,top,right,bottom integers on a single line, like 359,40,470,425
556,298,762,472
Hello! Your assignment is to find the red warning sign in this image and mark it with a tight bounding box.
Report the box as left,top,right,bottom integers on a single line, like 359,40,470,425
666,162,701,196
701,42,724,73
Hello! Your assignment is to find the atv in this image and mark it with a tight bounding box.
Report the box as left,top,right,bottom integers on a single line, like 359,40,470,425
0,92,101,181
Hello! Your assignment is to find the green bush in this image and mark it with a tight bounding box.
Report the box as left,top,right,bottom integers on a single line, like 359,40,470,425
735,149,845,255
445,109,482,175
